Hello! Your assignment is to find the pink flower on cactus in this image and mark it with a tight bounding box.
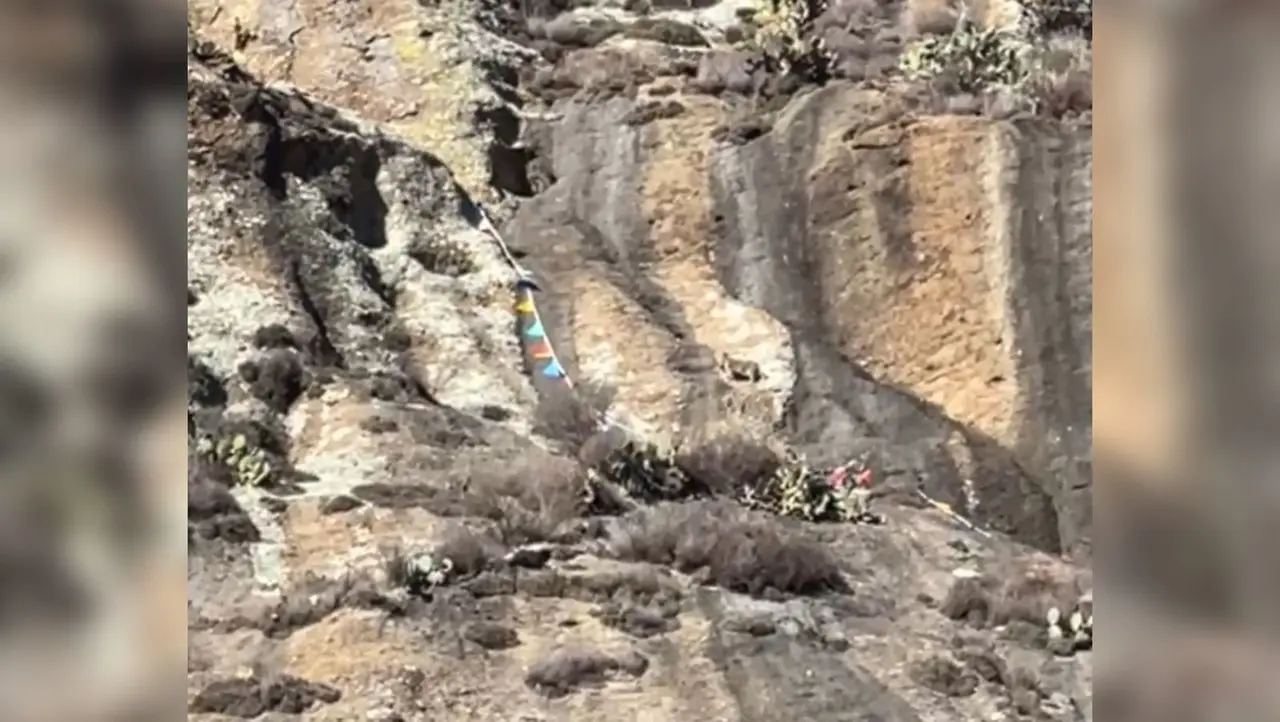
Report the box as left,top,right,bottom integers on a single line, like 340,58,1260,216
827,467,848,489
855,468,874,488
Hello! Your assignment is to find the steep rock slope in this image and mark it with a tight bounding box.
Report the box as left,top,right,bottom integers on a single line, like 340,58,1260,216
508,81,1090,556
189,0,1091,554
187,0,1091,558
186,0,1092,718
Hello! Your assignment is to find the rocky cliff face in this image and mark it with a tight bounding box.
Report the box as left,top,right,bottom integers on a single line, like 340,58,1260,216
187,0,1092,718
507,82,1091,555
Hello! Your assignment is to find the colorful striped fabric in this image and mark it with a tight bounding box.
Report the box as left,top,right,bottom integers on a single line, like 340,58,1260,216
473,204,619,433
515,277,570,383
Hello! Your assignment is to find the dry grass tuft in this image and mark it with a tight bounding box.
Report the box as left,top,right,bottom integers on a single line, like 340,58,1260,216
939,563,1079,631
609,500,847,596
466,452,588,544
525,646,649,697
674,432,784,497
532,381,616,455
433,527,506,578
903,0,958,36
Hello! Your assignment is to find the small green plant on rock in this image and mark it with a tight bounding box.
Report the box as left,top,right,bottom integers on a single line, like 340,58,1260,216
740,0,806,63
598,440,694,503
383,546,458,599
1045,589,1092,653
901,0,1092,115
403,553,454,596
743,451,819,521
409,235,476,277
195,432,275,487
734,0,835,82
738,450,876,523
899,25,1029,93
1019,0,1092,39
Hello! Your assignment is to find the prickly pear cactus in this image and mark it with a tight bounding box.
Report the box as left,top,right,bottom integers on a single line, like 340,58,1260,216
734,0,835,79
900,0,1091,98
1019,0,1092,38
600,440,691,503
899,26,1029,92
740,449,879,523
195,431,275,487
396,553,455,598
1045,590,1093,653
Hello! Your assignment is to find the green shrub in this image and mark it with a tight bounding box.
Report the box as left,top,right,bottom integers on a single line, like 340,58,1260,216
597,440,695,503
739,450,872,523
409,235,476,276
899,26,1029,93
586,426,882,525
1019,0,1092,39
900,5,1091,117
734,0,835,82
195,431,276,487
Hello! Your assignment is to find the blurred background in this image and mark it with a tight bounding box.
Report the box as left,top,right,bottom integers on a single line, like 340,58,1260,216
1093,3,1280,720
0,0,185,719
0,0,1276,718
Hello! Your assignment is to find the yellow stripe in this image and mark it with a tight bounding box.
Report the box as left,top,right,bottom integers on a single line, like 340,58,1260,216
514,299,535,314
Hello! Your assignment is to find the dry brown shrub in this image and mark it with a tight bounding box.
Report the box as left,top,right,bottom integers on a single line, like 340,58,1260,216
903,0,958,36
532,381,616,454
674,432,783,497
468,452,587,544
525,646,649,697
609,500,846,596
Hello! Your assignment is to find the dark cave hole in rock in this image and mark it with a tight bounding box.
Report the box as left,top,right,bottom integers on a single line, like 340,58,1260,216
475,105,537,198
255,110,391,250
490,144,537,197
311,144,389,250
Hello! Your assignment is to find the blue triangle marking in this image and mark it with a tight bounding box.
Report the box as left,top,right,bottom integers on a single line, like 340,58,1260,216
525,319,546,339
542,359,566,378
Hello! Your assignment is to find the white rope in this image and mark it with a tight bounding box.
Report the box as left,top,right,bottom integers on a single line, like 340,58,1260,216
473,203,532,280
915,489,992,538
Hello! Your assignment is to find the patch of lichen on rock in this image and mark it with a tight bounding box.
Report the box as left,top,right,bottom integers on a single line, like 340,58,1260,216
388,6,497,200
189,0,499,201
